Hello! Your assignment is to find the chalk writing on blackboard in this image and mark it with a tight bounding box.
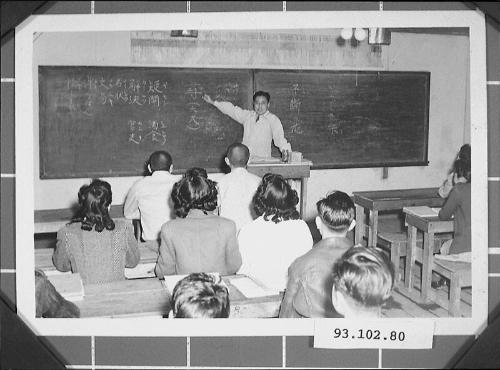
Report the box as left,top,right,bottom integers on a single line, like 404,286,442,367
59,76,170,114
215,82,239,102
128,119,168,145
327,84,342,137
288,83,304,135
184,82,205,131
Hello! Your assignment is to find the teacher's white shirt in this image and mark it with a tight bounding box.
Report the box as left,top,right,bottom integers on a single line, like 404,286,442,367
214,101,291,158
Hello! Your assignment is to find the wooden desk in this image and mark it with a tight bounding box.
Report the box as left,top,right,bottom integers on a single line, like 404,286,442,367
247,160,312,219
403,209,454,302
34,205,126,234
353,188,445,247
73,275,282,318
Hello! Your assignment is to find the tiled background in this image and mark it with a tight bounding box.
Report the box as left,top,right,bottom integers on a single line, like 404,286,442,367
1,1,499,368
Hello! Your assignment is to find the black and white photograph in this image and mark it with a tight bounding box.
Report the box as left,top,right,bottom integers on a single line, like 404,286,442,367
13,9,488,338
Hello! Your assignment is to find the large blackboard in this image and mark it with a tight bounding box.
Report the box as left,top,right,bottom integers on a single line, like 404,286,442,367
256,70,430,168
39,67,429,179
39,66,251,178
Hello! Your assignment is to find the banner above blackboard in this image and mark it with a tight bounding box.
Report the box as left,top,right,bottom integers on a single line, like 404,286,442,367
38,66,429,179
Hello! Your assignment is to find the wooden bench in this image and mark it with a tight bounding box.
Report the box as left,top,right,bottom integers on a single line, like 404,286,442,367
377,231,452,283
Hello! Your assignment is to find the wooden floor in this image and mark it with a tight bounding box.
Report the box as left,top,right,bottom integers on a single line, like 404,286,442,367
382,265,472,318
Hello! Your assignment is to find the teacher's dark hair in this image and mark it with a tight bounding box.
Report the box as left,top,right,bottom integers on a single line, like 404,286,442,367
71,179,115,232
253,91,271,103
171,171,218,218
253,173,299,223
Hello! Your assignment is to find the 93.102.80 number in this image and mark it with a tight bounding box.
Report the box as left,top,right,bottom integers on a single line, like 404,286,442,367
333,328,406,342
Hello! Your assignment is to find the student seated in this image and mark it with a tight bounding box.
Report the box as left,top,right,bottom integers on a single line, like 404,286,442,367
217,143,261,231
238,173,313,291
331,246,395,318
124,151,177,250
433,156,471,288
279,191,355,318
35,269,80,318
155,170,242,278
53,179,140,285
438,144,470,198
169,273,230,318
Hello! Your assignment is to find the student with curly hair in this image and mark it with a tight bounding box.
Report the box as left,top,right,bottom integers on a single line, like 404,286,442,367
169,273,230,318
155,170,242,278
331,246,394,318
237,173,313,291
53,179,140,285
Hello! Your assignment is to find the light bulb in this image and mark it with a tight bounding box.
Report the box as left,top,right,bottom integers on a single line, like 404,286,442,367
354,28,367,41
340,28,353,40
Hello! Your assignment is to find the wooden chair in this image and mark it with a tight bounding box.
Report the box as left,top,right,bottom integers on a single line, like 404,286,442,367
404,227,470,317
432,258,471,317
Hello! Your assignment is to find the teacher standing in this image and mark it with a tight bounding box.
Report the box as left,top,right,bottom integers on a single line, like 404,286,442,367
203,91,291,159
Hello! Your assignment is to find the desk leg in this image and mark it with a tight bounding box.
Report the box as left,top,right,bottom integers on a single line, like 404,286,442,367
422,232,434,302
368,210,379,247
449,272,461,317
300,177,308,220
355,205,365,245
405,225,417,291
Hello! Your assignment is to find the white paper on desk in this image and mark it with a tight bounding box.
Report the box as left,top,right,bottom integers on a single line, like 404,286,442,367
435,252,471,263
43,270,72,276
403,206,439,218
125,262,156,279
46,272,84,301
161,274,189,292
230,277,279,298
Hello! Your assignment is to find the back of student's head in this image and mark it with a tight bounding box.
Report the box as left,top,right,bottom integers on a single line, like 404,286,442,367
253,173,299,223
148,151,172,172
454,157,471,183
171,172,218,218
458,144,471,163
184,167,208,179
226,143,250,168
72,179,115,232
171,273,230,318
332,246,394,317
316,191,355,232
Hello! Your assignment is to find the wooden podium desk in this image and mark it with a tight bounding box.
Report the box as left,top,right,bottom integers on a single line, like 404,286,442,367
63,275,282,318
247,159,313,219
353,187,445,247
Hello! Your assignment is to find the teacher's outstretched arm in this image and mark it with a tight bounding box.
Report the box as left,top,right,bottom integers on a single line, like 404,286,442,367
202,94,251,125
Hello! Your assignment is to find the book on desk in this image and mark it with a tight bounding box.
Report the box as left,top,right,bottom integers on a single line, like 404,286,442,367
46,272,84,302
403,206,442,218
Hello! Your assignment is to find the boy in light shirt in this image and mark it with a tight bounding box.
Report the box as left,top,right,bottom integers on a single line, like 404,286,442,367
217,143,261,231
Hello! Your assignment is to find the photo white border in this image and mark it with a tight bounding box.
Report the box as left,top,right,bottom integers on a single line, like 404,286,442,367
16,10,488,336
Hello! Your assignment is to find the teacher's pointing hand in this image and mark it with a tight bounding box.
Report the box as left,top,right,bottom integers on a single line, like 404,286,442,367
202,94,214,105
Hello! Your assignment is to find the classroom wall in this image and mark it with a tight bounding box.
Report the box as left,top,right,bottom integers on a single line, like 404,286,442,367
32,29,470,220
